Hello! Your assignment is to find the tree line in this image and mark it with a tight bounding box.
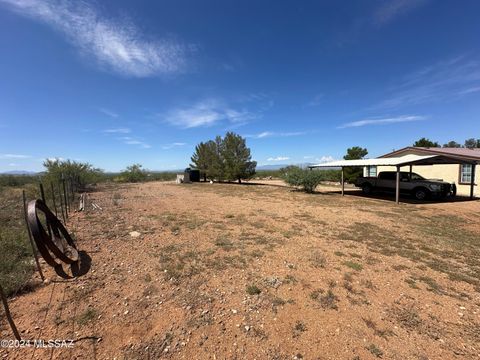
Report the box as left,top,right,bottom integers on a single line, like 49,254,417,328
190,132,256,183
413,137,480,148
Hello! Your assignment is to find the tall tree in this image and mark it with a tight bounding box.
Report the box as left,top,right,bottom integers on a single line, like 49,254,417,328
443,140,462,148
190,132,256,183
190,139,224,181
464,138,480,149
343,146,368,183
221,132,256,183
413,137,439,147
190,142,210,181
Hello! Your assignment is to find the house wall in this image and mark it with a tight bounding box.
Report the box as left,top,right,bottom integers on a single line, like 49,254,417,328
375,164,479,196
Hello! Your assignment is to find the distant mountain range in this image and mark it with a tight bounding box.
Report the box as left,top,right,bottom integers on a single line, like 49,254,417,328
256,163,338,171
0,170,38,175
257,163,316,170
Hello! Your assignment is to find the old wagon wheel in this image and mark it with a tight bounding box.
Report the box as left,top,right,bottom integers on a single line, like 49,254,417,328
27,199,79,268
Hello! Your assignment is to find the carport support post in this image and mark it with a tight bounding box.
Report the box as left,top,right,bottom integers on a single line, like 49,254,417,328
470,164,476,200
395,165,400,204
341,167,344,196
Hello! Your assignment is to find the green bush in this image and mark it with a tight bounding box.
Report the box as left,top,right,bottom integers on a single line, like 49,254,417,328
120,164,147,183
281,166,325,193
42,158,104,187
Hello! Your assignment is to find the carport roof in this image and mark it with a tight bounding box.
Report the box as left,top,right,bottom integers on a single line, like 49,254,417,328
309,153,477,168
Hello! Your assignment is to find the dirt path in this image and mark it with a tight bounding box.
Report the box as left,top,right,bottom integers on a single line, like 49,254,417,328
1,181,480,359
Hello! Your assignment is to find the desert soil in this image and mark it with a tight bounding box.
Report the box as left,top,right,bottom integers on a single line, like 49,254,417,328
1,180,480,360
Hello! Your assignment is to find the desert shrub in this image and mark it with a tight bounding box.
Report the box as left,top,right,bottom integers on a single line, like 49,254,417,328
120,164,147,183
42,158,103,187
148,172,177,182
281,166,304,187
0,175,39,188
281,166,324,193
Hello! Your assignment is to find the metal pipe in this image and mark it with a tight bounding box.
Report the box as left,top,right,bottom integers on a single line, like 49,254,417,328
341,167,345,196
396,165,400,204
470,164,476,200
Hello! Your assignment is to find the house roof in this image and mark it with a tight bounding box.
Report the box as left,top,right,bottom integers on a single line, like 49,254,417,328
379,147,480,161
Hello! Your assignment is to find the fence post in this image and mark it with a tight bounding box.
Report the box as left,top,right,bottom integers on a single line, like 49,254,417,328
58,182,66,224
38,183,52,238
0,284,21,340
62,179,69,217
22,190,45,282
50,182,58,217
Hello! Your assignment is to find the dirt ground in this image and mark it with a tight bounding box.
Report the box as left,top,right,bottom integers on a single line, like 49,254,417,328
1,180,480,360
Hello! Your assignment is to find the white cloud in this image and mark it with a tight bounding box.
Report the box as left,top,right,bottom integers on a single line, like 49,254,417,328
165,99,256,129
99,108,119,118
246,131,307,139
119,136,150,149
0,153,31,159
458,86,480,95
103,128,131,134
338,115,426,129
315,156,335,163
267,156,290,162
1,0,191,77
8,163,19,167
374,56,480,109
373,0,429,25
47,157,65,162
306,93,324,107
162,142,186,150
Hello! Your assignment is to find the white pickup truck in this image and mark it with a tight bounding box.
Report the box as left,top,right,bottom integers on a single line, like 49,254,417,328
355,171,456,200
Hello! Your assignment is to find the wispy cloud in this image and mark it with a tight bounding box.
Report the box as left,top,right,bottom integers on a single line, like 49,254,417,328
0,0,192,77
245,131,307,139
0,153,31,159
458,86,480,95
164,99,256,129
374,56,480,109
315,155,335,163
338,115,426,129
267,156,290,162
162,142,186,150
102,128,131,134
46,157,65,162
306,93,324,107
99,108,119,118
373,0,429,26
119,136,151,149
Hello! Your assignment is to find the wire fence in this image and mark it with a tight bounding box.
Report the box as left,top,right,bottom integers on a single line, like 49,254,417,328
0,176,83,345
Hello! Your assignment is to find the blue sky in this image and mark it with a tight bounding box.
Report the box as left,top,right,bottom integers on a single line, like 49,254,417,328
1,0,479,172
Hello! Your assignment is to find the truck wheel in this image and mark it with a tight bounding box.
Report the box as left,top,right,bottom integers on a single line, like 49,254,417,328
413,188,429,200
362,183,372,194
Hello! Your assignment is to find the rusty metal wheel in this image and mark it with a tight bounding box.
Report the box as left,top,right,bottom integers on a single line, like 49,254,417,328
27,199,79,268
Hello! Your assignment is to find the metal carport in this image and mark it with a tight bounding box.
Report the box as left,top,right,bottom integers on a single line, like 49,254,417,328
309,154,478,204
